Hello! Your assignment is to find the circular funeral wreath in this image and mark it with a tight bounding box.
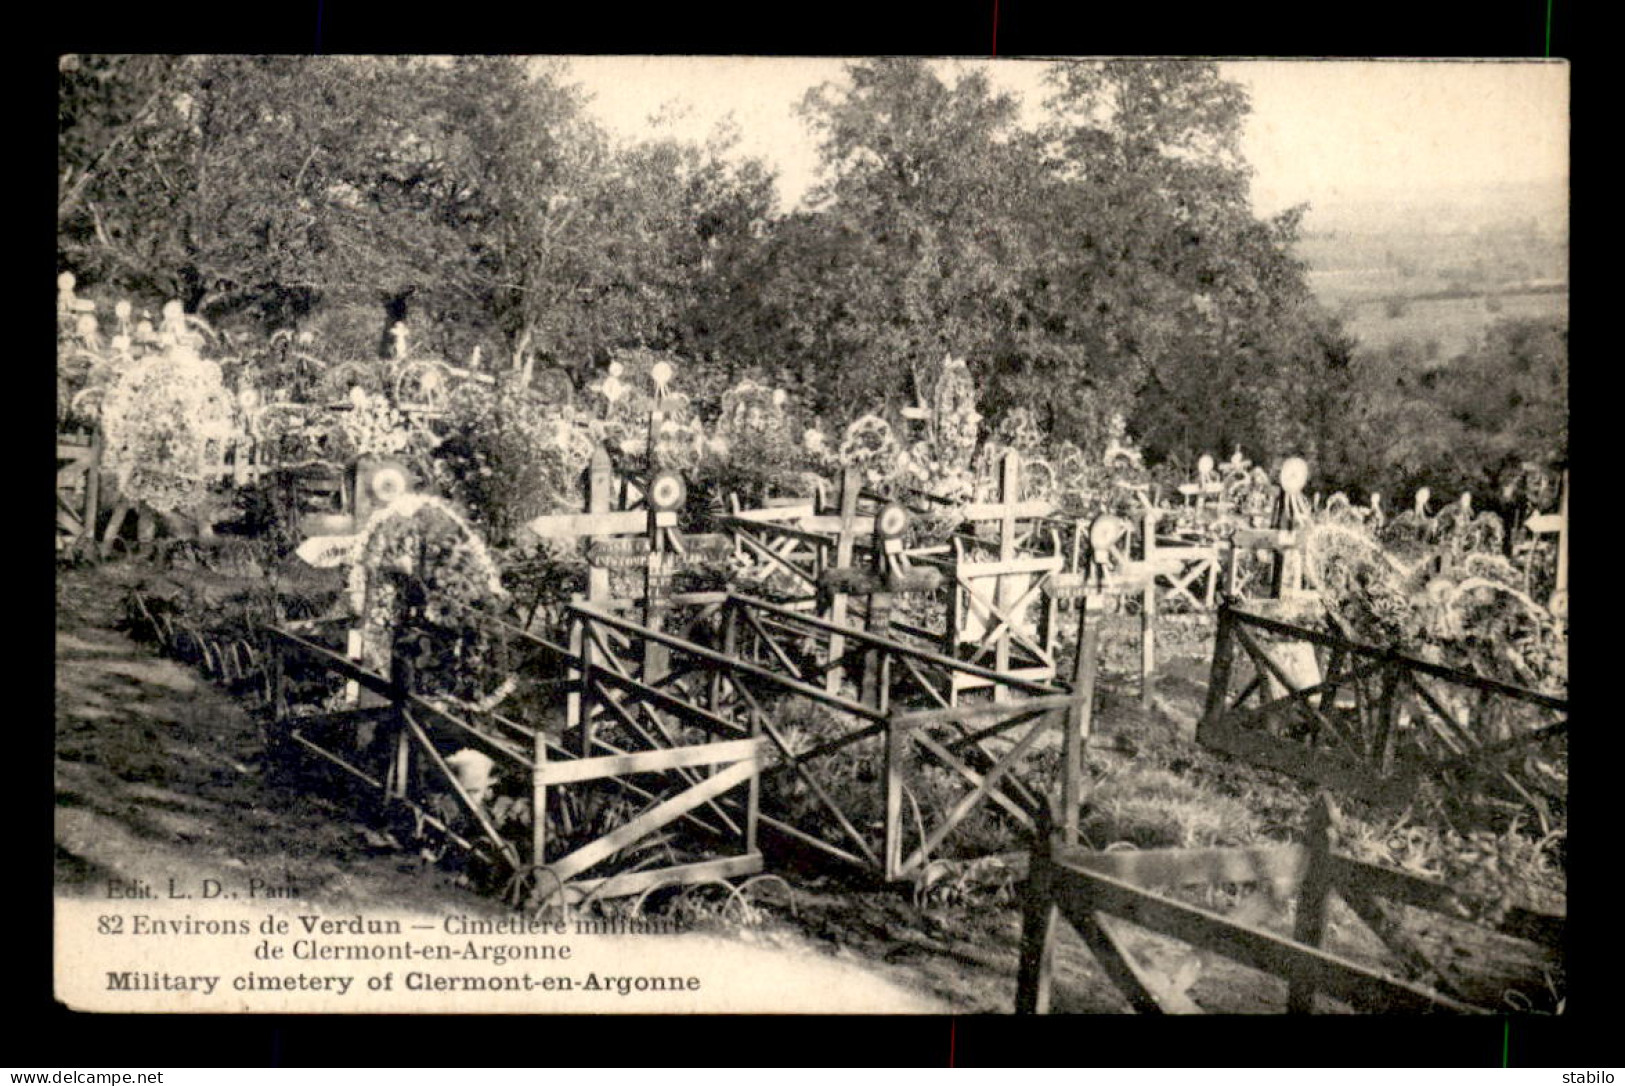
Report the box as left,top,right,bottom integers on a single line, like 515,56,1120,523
99,345,238,514
346,494,513,710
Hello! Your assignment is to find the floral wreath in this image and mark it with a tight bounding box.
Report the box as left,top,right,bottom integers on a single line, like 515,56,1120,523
99,345,238,514
838,414,900,486
346,494,513,711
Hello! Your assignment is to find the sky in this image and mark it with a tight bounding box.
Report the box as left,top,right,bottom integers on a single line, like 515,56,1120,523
557,57,1569,223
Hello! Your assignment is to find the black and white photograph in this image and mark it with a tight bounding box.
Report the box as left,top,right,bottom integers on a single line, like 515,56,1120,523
53,55,1568,1019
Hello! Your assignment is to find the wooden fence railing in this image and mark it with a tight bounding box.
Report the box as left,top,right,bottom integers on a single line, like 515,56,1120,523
265,613,764,907
569,594,1090,881
1199,605,1567,818
56,432,100,555
1016,794,1564,1014
266,586,1089,899
720,592,1063,715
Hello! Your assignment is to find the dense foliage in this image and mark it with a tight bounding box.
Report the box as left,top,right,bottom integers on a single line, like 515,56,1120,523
60,55,1564,498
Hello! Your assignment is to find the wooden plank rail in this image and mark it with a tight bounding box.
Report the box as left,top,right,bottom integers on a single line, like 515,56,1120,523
731,593,1063,699
401,708,523,871
1200,604,1567,809
585,679,744,838
266,612,765,906
1227,609,1568,710
587,666,749,741
1036,850,1480,1013
894,712,1054,876
723,503,819,523
286,730,480,855
540,748,761,884
1059,842,1307,893
1017,792,1564,1014
1324,855,1566,949
572,599,889,722
405,693,535,771
893,694,1087,731
726,526,826,588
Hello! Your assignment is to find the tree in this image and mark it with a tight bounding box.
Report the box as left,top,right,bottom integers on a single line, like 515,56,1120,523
58,54,198,302
59,56,487,329
719,58,1350,466
1316,317,1566,501
422,60,778,391
1033,60,1346,461
1432,318,1568,493
1318,339,1463,497
729,59,1045,423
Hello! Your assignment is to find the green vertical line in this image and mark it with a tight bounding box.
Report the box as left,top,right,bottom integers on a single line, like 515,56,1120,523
1545,0,1553,56
1503,1018,1511,1068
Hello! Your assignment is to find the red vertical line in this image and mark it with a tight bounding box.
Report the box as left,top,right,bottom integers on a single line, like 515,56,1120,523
949,1015,958,1067
991,0,1000,56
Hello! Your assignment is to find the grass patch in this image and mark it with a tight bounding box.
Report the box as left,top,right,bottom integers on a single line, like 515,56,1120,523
1083,765,1261,850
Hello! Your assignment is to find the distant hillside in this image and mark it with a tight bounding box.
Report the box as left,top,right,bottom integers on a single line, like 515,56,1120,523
1294,178,1568,240
1289,178,1568,358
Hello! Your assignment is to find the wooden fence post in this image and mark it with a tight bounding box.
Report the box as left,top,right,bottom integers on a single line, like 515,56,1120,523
862,590,893,714
586,448,613,605
1287,791,1337,1013
578,616,598,759
266,635,289,759
1016,829,1059,1013
1552,468,1568,612
1199,606,1237,740
825,469,861,696
1062,609,1100,846
1141,508,1157,710
711,599,736,715
993,451,1021,700
532,727,548,873
745,681,761,857
82,430,102,558
387,644,415,805
565,602,586,748
1373,655,1403,776
884,712,907,881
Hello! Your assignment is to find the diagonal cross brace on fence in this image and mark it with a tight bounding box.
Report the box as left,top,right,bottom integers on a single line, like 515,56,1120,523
1014,792,1560,1015
1200,604,1567,812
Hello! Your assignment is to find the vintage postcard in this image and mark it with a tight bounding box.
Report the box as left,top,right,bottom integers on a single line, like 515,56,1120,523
56,56,1568,1015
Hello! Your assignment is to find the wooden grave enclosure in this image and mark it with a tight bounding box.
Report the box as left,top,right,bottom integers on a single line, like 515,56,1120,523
1198,605,1568,819
57,431,101,556
261,572,1099,901
721,466,868,697
572,592,1092,883
722,466,953,698
1149,512,1225,612
718,450,1332,722
265,607,766,907
524,443,733,680
58,428,262,556
727,450,1084,704
1016,793,1565,1014
905,451,1066,703
717,483,836,610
